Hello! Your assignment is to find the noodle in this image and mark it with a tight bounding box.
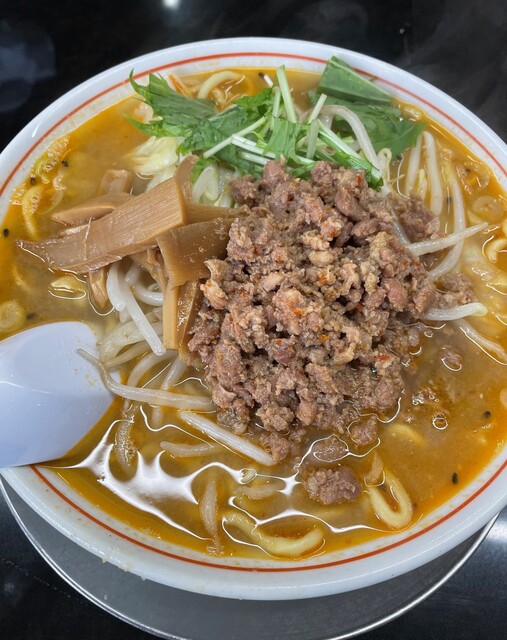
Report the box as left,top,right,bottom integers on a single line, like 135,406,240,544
199,474,222,553
0,300,25,333
132,282,164,306
368,470,413,530
197,71,242,99
236,483,281,500
223,511,323,557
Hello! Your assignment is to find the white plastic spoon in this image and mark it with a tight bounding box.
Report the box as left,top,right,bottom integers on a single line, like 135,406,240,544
0,321,114,468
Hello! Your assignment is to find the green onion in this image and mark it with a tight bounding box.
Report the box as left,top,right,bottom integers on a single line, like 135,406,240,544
239,151,269,166
306,119,320,159
307,93,328,123
276,66,297,124
318,121,362,158
203,116,267,159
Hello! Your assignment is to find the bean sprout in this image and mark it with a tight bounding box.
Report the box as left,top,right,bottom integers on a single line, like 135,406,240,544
79,351,214,410
424,302,488,321
423,132,444,215
179,411,276,466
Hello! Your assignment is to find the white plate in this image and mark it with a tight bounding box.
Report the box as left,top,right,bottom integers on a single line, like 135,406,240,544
0,479,498,640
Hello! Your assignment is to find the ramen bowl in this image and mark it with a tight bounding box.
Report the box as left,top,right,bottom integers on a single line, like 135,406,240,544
1,37,506,600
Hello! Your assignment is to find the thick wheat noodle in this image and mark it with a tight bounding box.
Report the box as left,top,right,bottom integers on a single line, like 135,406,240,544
364,452,384,486
415,168,429,201
388,423,425,446
133,282,164,306
197,71,241,99
223,511,323,557
199,476,222,553
236,483,281,500
368,470,413,529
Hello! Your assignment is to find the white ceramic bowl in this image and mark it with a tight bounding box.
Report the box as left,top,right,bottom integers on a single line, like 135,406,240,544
1,37,506,601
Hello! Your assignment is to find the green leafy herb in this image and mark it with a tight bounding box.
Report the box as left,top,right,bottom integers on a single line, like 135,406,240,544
127,63,393,188
264,118,303,162
317,122,383,189
317,57,392,105
313,56,424,157
308,92,424,158
128,72,215,138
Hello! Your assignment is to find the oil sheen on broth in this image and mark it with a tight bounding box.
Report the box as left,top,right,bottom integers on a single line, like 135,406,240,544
1,68,506,560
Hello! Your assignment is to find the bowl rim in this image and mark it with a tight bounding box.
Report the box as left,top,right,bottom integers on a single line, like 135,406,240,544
1,36,506,600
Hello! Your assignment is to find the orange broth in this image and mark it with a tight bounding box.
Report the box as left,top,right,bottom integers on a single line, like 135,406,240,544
1,68,506,559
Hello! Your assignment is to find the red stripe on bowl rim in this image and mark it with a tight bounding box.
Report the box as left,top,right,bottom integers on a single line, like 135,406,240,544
32,459,507,572
0,48,505,572
0,50,505,203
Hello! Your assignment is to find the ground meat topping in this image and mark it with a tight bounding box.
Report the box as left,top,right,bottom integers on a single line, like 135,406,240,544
303,467,361,505
188,161,443,502
393,196,441,241
349,416,379,447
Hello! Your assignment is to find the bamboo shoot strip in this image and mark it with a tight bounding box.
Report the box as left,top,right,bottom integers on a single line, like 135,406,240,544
163,284,180,350
157,218,233,288
18,178,187,273
177,280,204,365
51,193,132,226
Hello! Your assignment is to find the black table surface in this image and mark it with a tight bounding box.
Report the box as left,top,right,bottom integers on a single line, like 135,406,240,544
1,1,506,638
